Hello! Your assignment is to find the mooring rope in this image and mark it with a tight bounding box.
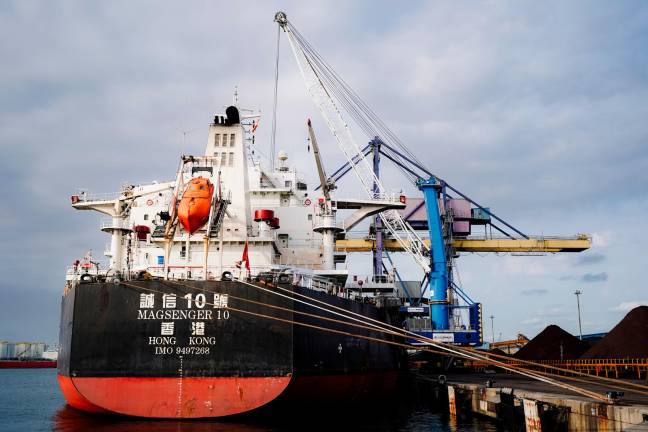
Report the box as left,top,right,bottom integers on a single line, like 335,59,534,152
118,280,612,402
164,280,648,398
245,279,648,393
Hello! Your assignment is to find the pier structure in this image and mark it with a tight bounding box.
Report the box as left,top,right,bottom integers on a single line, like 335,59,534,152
436,374,648,431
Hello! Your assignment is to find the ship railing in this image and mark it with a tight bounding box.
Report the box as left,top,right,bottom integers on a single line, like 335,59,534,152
276,238,324,247
143,264,277,281
372,192,400,202
347,274,396,286
311,214,347,231
66,261,110,275
72,189,122,203
100,218,131,231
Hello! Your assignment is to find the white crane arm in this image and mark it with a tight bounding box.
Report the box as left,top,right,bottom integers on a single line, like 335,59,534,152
276,12,431,273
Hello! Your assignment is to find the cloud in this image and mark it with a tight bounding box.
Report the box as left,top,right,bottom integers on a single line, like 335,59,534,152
1,1,648,344
575,252,605,266
610,301,648,313
591,232,612,248
581,272,608,283
502,257,547,276
521,288,548,296
560,272,608,282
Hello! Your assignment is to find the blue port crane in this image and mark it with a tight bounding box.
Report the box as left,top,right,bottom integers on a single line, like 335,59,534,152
275,11,591,346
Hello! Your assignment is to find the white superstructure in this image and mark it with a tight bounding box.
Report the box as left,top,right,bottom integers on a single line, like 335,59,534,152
66,105,354,286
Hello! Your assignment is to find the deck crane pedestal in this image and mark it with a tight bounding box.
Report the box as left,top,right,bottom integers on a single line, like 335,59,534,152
307,119,343,271
275,11,591,347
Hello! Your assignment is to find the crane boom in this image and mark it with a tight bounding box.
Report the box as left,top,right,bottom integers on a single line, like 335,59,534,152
275,11,431,273
307,119,332,201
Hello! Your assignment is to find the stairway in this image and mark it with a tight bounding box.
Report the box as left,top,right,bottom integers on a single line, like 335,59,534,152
151,224,166,239
208,199,229,238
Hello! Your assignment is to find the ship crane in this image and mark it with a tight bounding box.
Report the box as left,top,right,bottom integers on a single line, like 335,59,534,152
306,119,344,270
276,11,591,345
275,12,431,275
70,182,175,280
307,118,335,210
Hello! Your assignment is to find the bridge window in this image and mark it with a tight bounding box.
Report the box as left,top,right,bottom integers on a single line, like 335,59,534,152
221,152,227,165
228,152,234,166
230,133,236,146
222,134,228,147
214,133,221,147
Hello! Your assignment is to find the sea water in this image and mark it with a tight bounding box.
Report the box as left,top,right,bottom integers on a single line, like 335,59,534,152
0,369,500,432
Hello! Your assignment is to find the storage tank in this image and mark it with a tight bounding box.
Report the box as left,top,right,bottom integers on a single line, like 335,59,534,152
14,342,30,359
4,342,15,359
30,343,45,359
0,341,9,359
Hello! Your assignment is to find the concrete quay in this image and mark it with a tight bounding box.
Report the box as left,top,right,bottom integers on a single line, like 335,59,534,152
441,373,648,431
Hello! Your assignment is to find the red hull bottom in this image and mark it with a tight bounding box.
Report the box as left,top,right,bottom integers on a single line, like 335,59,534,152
58,375,292,418
0,360,56,368
58,371,399,418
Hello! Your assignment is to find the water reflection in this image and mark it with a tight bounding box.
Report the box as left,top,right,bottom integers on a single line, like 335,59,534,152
53,406,276,432
52,403,499,432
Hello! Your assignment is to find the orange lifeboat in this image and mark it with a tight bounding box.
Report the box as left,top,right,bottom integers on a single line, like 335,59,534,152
177,177,214,234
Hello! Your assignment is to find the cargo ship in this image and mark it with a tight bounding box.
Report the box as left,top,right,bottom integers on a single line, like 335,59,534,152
58,104,408,418
58,11,497,418
0,341,57,368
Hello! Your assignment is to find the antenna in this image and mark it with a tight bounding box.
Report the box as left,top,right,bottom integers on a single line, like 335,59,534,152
233,86,239,104
173,125,195,148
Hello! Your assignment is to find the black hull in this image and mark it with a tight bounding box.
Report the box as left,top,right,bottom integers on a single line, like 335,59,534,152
58,279,404,417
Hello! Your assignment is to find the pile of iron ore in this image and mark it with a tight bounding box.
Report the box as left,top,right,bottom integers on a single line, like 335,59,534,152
581,306,648,358
514,325,589,360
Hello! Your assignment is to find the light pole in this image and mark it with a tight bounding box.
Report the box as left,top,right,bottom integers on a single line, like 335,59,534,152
574,290,583,340
489,315,495,345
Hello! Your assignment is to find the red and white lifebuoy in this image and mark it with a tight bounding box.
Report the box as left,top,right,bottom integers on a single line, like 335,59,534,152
146,199,154,206
304,198,312,206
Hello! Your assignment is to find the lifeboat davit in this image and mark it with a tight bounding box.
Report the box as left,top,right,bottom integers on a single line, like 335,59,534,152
177,177,215,234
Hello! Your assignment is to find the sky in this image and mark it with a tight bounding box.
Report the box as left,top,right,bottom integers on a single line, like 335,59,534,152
1,1,647,345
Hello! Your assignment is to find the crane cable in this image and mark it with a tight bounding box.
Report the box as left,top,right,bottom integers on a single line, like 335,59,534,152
285,23,429,189
270,23,281,171
286,22,424,170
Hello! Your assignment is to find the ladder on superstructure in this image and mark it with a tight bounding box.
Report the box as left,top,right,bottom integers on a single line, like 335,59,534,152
208,198,230,238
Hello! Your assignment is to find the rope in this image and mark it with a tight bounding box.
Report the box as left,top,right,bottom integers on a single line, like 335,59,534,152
134,277,648,395
237,279,648,395
119,280,612,402
168,279,648,397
